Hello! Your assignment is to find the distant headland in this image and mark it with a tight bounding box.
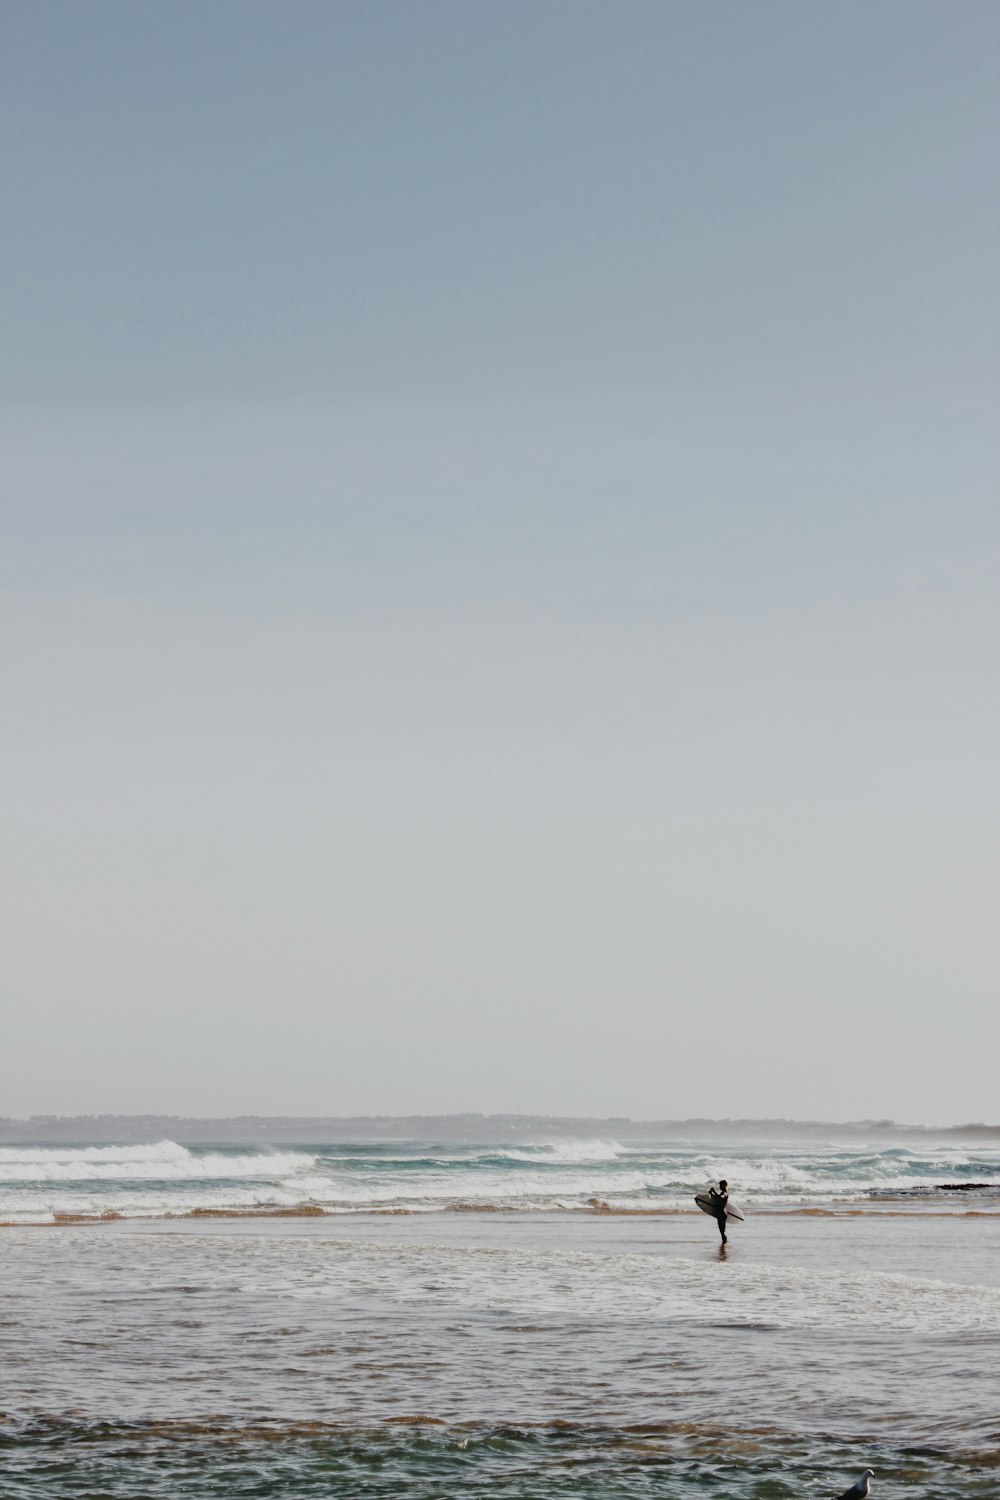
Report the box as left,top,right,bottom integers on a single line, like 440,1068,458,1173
1,1114,997,1144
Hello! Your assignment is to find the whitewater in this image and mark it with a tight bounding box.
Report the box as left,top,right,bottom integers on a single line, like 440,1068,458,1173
2,1134,999,1222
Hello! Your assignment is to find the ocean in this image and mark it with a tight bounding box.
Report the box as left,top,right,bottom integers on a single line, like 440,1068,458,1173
1,1134,997,1497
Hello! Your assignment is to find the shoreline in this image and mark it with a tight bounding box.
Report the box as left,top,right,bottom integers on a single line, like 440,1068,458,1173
4,1203,999,1228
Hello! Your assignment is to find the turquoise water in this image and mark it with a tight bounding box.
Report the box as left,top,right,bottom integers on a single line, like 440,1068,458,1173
4,1421,997,1499
2,1135,999,1221
1,1139,998,1496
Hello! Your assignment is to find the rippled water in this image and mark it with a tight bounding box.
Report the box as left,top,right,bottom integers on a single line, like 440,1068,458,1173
2,1199,998,1497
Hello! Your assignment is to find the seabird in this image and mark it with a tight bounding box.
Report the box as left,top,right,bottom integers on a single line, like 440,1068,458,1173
837,1470,875,1500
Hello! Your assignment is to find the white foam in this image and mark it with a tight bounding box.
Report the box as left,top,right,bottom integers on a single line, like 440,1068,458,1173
492,1138,625,1164
3,1137,998,1222
0,1141,190,1166
255,1238,1000,1339
0,1141,315,1183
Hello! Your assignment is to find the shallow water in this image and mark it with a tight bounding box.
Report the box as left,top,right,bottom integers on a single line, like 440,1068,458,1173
2,1199,998,1497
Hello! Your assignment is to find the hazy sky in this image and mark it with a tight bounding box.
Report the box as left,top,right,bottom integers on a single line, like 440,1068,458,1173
2,1,997,1125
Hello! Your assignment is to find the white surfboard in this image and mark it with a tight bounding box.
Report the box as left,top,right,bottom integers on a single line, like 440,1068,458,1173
694,1191,744,1223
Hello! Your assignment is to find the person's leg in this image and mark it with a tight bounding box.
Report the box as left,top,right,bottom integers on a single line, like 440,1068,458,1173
717,1212,726,1244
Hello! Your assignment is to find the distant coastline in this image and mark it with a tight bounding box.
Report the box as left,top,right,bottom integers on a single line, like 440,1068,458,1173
1,1114,997,1144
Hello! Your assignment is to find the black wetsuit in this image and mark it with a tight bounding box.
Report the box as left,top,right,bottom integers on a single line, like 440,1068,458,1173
709,1187,728,1244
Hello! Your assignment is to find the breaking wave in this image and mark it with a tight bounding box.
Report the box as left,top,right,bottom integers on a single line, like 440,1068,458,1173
0,1141,313,1182
490,1138,625,1164
2,1137,998,1223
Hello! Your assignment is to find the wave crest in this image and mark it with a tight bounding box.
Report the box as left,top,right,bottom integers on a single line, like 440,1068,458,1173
0,1141,315,1183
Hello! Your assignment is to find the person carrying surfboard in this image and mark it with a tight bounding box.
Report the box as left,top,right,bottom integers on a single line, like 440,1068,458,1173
694,1181,743,1242
708,1179,729,1244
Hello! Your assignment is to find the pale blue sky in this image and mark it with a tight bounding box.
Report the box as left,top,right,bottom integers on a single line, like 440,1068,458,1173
1,2,998,1123
4,1,997,404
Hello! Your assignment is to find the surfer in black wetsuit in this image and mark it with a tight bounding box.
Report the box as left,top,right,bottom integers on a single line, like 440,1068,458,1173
708,1179,729,1245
